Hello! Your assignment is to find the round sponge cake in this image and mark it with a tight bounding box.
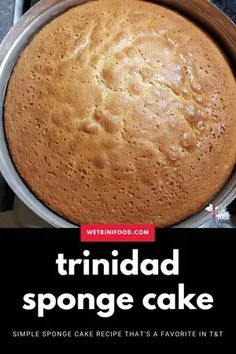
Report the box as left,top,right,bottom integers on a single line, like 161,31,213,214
4,0,236,226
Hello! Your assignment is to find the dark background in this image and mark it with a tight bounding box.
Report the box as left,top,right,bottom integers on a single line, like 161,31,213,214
0,228,235,345
212,0,236,23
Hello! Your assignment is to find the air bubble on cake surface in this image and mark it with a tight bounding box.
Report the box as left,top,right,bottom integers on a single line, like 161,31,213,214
169,63,184,86
92,154,107,169
198,109,207,119
196,120,206,131
178,52,187,63
194,95,203,104
185,66,196,83
125,47,137,58
181,132,196,149
186,104,196,117
167,38,179,48
167,146,182,161
192,82,202,93
83,121,100,134
94,110,107,123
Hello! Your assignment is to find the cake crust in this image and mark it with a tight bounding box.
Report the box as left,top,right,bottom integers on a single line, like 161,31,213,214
4,0,236,226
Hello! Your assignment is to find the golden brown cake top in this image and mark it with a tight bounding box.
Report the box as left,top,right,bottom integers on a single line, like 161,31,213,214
4,0,236,226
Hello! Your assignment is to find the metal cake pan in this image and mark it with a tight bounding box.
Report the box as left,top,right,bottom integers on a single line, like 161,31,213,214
0,0,235,228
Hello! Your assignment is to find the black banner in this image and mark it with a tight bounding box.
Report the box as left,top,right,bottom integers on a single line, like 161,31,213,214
0,228,235,345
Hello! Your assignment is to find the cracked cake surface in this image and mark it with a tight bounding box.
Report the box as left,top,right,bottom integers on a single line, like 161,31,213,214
4,0,236,226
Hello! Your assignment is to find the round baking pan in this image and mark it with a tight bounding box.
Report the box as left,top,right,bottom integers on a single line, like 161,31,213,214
0,0,235,228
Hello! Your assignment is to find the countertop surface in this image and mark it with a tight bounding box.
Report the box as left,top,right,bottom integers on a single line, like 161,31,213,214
0,0,15,211
0,0,15,43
